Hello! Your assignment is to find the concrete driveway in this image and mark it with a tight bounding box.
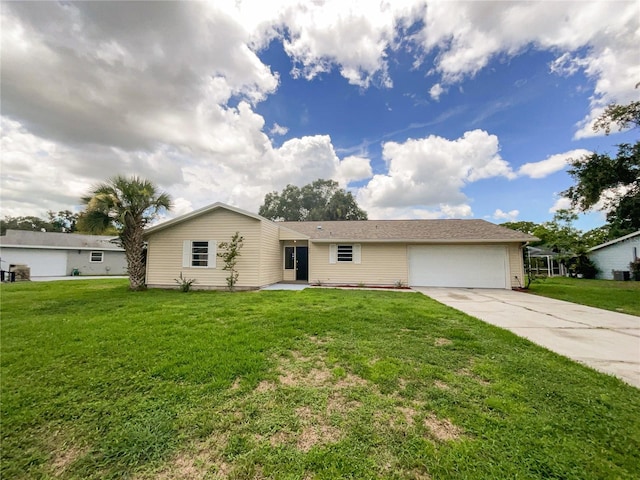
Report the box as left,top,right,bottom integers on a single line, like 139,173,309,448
414,287,640,388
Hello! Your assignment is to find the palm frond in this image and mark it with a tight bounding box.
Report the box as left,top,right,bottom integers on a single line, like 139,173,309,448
81,209,112,234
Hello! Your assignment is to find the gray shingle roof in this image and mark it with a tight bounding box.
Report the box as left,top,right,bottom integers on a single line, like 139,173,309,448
0,230,123,250
280,219,537,242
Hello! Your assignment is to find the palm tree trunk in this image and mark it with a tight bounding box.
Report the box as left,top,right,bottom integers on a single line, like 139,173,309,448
121,216,146,291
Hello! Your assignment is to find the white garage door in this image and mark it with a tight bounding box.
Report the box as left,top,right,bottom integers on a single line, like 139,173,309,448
408,245,508,288
0,248,67,276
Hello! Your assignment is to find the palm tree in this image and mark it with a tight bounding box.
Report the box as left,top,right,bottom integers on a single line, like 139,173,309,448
81,175,172,290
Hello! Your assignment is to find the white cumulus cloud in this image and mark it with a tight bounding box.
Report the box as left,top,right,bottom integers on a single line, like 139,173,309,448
518,149,591,179
270,123,289,136
2,0,637,222
415,1,639,134
549,197,572,213
246,0,422,88
336,156,373,186
492,209,519,222
357,129,514,216
429,83,444,100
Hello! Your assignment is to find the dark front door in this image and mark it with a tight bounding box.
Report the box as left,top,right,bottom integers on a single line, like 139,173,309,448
296,246,309,281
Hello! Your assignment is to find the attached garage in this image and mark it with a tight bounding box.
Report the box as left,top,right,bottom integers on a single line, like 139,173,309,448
1,230,127,278
0,247,67,276
408,245,509,288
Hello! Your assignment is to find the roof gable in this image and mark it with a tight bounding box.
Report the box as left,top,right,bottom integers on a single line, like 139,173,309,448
144,202,268,236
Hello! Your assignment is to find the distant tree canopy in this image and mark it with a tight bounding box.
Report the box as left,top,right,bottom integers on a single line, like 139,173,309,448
562,100,639,237
502,210,608,253
1,210,79,235
259,179,368,221
503,210,582,253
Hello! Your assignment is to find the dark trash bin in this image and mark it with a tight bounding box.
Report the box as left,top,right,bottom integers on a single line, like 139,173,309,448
3,271,16,282
1,270,15,282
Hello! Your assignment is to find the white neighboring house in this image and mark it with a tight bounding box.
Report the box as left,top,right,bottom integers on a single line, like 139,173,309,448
0,230,127,277
588,230,640,280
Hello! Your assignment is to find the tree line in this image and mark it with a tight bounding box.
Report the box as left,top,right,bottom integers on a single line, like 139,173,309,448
0,210,114,236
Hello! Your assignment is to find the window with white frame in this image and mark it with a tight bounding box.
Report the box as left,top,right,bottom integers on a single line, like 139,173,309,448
90,251,103,263
329,244,361,264
183,240,217,268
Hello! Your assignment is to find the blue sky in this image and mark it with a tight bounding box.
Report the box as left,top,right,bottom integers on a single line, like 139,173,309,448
1,1,638,231
255,40,636,229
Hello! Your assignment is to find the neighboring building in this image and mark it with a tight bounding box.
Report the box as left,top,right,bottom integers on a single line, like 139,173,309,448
144,202,536,290
0,230,127,277
588,231,640,280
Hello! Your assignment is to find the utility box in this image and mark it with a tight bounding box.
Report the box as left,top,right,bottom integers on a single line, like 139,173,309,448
612,270,630,281
9,264,30,281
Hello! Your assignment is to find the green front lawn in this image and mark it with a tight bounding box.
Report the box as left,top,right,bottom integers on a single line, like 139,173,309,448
1,280,639,479
528,276,640,316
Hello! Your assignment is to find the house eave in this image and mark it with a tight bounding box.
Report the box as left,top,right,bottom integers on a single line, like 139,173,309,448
588,230,640,252
309,238,533,244
0,244,124,252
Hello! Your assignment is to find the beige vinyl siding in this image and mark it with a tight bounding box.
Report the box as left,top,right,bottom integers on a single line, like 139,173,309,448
309,242,407,285
508,243,525,288
308,241,525,288
146,209,262,288
259,221,283,286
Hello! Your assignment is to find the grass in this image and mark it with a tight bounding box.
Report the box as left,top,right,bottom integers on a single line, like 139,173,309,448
528,276,640,316
1,279,639,479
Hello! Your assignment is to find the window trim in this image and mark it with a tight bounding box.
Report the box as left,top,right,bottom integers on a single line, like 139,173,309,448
182,240,217,269
89,251,104,263
329,244,361,264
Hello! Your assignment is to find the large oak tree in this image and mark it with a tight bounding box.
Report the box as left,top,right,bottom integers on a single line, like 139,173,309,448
259,179,367,221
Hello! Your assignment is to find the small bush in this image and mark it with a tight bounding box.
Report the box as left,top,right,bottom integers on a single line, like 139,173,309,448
218,232,244,291
568,254,599,279
630,259,640,281
174,272,196,292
